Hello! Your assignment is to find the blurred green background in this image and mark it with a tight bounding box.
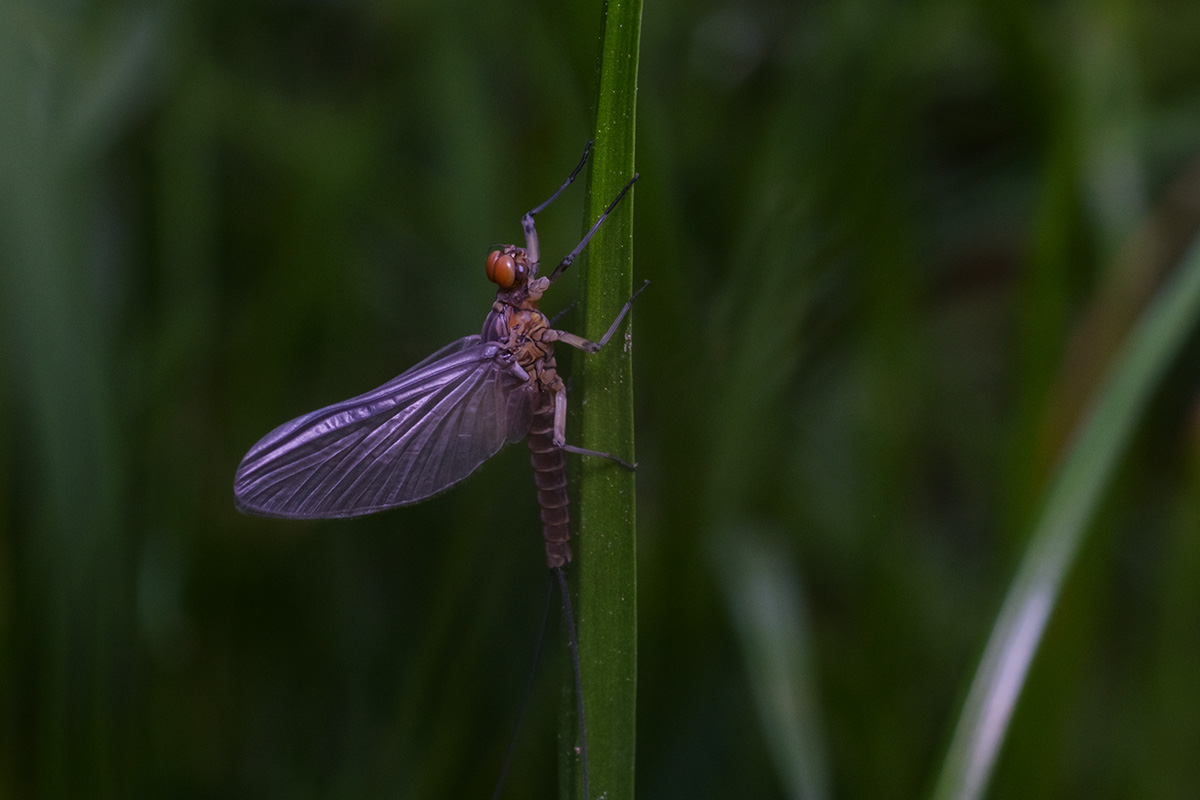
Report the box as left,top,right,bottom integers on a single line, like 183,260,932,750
5,0,1200,798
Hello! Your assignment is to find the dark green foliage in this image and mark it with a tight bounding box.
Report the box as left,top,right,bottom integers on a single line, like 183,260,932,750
5,1,1200,799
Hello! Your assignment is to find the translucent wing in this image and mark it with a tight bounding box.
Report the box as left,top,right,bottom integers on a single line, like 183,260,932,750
234,335,536,519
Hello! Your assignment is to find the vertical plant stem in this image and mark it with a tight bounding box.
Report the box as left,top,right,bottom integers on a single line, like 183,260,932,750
568,0,643,798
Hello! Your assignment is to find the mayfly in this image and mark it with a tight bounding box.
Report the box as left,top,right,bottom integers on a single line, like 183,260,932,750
233,142,641,798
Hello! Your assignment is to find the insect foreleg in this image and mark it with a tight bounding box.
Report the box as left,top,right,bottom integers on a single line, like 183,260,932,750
548,300,578,328
548,176,640,283
521,142,594,269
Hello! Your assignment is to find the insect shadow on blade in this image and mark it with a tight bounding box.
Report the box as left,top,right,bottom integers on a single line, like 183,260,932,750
233,141,645,800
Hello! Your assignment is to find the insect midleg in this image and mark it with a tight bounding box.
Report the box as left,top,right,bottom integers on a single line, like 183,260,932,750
545,279,650,354
521,141,594,267
534,280,648,467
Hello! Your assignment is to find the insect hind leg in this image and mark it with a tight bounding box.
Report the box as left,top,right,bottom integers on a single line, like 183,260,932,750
547,379,635,469
561,443,636,470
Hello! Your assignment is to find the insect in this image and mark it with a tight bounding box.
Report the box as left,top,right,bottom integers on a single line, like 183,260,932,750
233,142,642,798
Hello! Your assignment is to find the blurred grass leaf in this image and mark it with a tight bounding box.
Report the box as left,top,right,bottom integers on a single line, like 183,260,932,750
933,232,1200,800
712,526,831,800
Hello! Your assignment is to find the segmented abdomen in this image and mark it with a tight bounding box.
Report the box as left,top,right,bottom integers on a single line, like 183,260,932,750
527,393,569,568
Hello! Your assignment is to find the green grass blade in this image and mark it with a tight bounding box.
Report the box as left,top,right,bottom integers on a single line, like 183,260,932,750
712,526,831,800
932,233,1200,800
569,0,643,798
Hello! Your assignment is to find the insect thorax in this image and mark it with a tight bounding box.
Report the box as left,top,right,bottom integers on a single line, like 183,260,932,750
482,301,555,374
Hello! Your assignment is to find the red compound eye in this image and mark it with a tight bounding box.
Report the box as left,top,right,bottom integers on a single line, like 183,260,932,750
486,251,517,288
